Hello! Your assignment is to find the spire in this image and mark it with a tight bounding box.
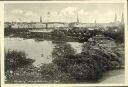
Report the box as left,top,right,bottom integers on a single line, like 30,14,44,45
94,19,97,28
76,12,79,23
121,12,124,24
40,16,42,23
114,13,117,23
94,19,96,24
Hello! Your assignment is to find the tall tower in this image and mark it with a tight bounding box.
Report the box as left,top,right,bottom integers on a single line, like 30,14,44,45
40,16,42,23
114,13,117,23
76,12,79,23
94,19,96,24
121,13,124,24
94,19,97,28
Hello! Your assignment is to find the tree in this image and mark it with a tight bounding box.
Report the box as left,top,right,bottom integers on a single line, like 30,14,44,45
5,50,35,72
52,42,102,81
52,40,121,82
52,42,75,72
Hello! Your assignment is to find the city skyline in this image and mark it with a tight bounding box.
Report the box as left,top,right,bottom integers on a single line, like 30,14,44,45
5,3,124,23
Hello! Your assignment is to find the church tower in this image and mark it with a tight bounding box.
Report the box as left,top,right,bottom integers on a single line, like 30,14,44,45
94,19,96,24
121,13,124,24
114,13,117,23
94,19,97,28
40,16,42,23
76,12,79,23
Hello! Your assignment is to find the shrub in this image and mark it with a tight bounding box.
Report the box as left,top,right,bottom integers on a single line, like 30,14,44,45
52,41,122,82
5,50,35,82
39,63,75,83
5,50,35,72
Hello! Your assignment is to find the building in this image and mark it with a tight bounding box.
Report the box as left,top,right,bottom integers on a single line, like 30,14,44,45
40,16,42,23
4,12,124,30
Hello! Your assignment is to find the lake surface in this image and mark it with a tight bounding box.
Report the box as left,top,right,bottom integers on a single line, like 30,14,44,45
5,37,83,66
100,69,124,83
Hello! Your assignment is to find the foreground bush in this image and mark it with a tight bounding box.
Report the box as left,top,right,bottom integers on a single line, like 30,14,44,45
39,63,75,83
52,41,122,82
5,50,35,72
5,50,35,82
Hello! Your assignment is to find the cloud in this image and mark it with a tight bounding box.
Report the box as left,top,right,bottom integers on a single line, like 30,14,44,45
78,9,88,16
39,7,90,22
24,11,37,17
9,6,121,23
11,9,24,14
61,7,77,15
50,7,77,22
54,7,89,22
41,7,117,23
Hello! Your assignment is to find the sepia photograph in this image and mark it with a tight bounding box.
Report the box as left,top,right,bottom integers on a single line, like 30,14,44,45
3,2,125,84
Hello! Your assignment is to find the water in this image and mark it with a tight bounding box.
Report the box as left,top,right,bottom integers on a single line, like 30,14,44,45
67,42,83,54
99,69,124,83
5,37,83,66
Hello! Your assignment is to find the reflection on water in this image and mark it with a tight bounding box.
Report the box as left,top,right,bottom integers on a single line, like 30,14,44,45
67,42,83,54
5,37,83,66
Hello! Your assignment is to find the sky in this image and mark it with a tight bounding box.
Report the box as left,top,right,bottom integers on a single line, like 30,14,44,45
4,3,124,23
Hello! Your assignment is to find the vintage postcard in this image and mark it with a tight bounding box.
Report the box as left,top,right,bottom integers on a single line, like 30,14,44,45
0,0,128,87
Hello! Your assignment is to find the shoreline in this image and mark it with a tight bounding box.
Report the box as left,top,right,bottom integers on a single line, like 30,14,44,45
99,69,125,83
